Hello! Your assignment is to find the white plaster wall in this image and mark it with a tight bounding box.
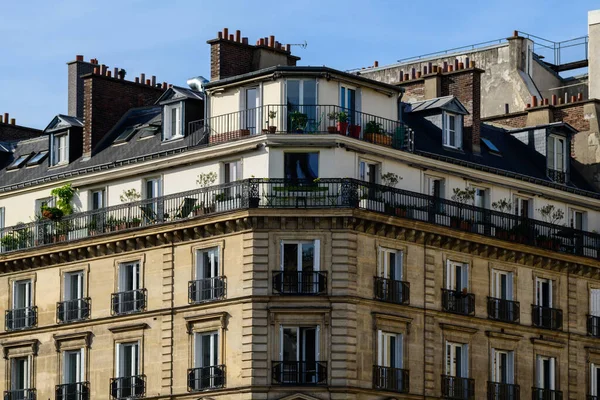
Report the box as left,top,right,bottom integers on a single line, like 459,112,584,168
210,87,240,117
360,86,397,121
318,79,339,106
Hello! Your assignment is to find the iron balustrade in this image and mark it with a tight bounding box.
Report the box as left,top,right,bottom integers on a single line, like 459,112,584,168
55,382,89,400
5,307,37,331
488,382,520,400
272,271,328,295
187,365,226,391
373,365,409,393
57,298,90,323
271,361,327,385
190,104,414,151
111,289,147,315
441,375,475,400
3,389,36,400
588,315,600,337
374,277,410,305
188,277,226,304
588,396,600,400
547,168,566,184
2,178,600,262
532,305,563,330
109,376,145,399
487,297,520,323
442,289,475,316
531,388,563,400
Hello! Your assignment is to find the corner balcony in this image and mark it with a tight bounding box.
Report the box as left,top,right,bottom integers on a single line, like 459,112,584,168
2,179,600,264
189,104,414,151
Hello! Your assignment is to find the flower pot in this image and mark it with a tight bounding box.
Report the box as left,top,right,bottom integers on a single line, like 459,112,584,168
327,126,337,134
460,220,472,231
268,126,277,134
395,208,407,217
261,128,269,134
194,208,204,216
337,121,349,135
240,129,250,136
249,197,260,208
348,125,361,139
366,132,392,146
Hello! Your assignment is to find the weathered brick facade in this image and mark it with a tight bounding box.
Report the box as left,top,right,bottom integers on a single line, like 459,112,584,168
483,102,590,132
82,74,164,157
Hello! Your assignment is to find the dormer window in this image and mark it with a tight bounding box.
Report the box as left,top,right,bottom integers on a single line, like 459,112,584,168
163,103,183,141
547,135,566,183
51,132,69,166
442,112,462,149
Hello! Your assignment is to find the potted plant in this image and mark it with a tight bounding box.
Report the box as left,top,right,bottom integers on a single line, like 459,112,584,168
290,111,308,133
348,123,361,139
380,172,403,214
268,110,277,133
337,112,349,135
536,204,564,249
327,112,337,133
41,205,64,221
491,198,512,239
450,186,476,231
196,172,217,214
120,188,142,225
0,224,31,251
365,120,391,145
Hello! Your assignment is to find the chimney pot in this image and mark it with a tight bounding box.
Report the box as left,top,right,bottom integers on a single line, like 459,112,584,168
551,94,557,105
559,97,564,105
162,82,167,89
411,68,416,79
169,84,173,88
432,65,438,73
443,61,448,72
374,60,379,67
526,103,531,109
76,55,84,61
259,38,265,46
135,77,140,84
448,65,454,72
428,62,432,72
513,30,519,37
223,28,229,39
9,118,15,125
242,37,248,45
140,73,146,83
269,35,275,47
146,79,151,85
3,113,8,123
229,34,234,41
458,62,464,70
577,92,583,101
571,95,576,103
113,67,118,77
93,67,99,74
424,66,428,74
416,71,422,78
470,60,476,68
532,96,538,107
151,76,156,86
404,73,410,81
218,32,223,39
465,57,470,67
235,30,241,42
543,98,549,106
286,44,291,52
107,70,112,77
454,59,459,70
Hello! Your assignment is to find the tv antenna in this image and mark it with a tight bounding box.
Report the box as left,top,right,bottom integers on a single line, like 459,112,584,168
289,40,308,49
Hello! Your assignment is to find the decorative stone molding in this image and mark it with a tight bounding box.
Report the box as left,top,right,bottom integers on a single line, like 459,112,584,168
439,323,478,335
185,312,228,334
53,331,93,352
486,330,523,342
530,336,566,348
108,323,149,334
2,339,39,359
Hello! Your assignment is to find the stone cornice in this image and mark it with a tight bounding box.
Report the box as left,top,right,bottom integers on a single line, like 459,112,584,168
486,330,524,342
108,323,149,334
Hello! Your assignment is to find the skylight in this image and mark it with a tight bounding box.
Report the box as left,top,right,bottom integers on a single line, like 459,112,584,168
26,150,49,166
139,126,159,139
114,127,136,144
481,138,500,154
7,153,33,170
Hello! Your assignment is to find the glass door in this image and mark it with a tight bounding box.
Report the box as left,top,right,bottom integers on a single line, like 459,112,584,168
244,88,259,134
286,80,316,132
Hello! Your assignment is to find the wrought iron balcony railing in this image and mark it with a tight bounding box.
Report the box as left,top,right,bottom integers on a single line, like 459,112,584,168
272,271,328,295
111,289,147,315
442,375,475,400
5,307,37,331
187,365,226,391
374,277,410,304
531,387,562,400
57,298,91,323
588,315,600,337
532,305,563,330
547,168,566,184
2,179,600,262
190,104,414,151
487,381,520,400
271,361,327,385
55,382,89,400
373,365,409,393
188,277,226,304
587,395,600,400
109,376,145,400
3,389,36,400
442,289,475,316
487,297,520,323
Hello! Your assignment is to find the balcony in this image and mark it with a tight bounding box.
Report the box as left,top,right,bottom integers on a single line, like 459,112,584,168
588,396,600,400
374,277,410,304
57,298,91,323
373,365,409,393
5,307,37,331
3,389,36,400
488,382,520,400
442,375,475,400
532,305,563,330
442,289,475,316
109,376,145,400
188,277,226,304
2,179,600,262
111,289,147,315
187,365,226,391
271,361,327,385
588,315,600,337
487,297,520,323
191,104,414,151
272,271,328,295
547,168,566,184
531,388,562,400
55,382,89,400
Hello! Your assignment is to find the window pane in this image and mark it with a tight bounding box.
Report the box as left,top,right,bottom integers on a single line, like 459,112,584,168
283,328,298,362
283,244,298,272
302,243,314,272
284,153,319,180
287,80,300,108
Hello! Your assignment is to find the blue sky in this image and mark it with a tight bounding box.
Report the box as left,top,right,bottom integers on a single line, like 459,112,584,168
0,0,597,129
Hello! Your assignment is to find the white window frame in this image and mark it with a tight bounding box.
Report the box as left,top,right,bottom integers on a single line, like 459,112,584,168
0,207,4,231
443,112,462,149
591,288,600,318
446,261,469,292
358,160,380,183
377,330,403,369
144,177,162,200
224,160,242,183
591,363,600,396
473,186,488,209
378,248,403,281
425,175,445,199
64,271,84,302
547,134,566,173
513,195,532,218
445,341,468,378
116,341,140,378
242,86,261,134
279,325,321,382
280,240,320,273
491,349,514,384
13,280,32,310
163,103,183,141
568,208,585,230
194,331,219,368
10,356,31,391
536,355,556,390
535,277,553,308
491,270,513,301
51,132,69,166
90,189,106,210
118,262,140,293
63,348,84,384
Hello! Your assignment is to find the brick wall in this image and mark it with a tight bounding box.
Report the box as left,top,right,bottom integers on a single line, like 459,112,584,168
441,70,481,150
82,74,165,157
402,81,426,102
68,59,97,119
553,103,589,132
483,113,528,128
0,123,42,141
210,41,254,81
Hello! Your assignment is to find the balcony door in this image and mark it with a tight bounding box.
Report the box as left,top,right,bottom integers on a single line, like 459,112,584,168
379,249,402,281
491,270,513,301
514,196,531,219
286,79,316,131
536,355,556,390
243,87,260,134
491,349,514,384
11,357,30,394
378,331,403,369
446,342,468,378
194,248,221,302
591,363,600,398
280,241,320,293
12,280,32,329
446,261,468,292
340,85,358,126
117,342,139,379
280,326,319,384
63,349,84,385
536,278,552,308
64,271,86,321
116,262,141,314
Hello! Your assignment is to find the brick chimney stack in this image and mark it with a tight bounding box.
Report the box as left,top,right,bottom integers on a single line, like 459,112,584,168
67,55,98,118
207,28,301,81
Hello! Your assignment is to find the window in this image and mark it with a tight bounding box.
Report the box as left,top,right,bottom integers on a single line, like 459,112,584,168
278,326,321,384
224,161,241,183
190,247,224,303
378,331,403,368
491,270,513,301
0,207,4,230
536,278,553,308
7,154,32,170
379,248,403,281
533,277,562,330
112,262,145,315
375,248,408,304
535,355,556,390
286,79,317,129
26,151,48,166
514,196,531,218
90,189,105,210
7,280,35,330
473,187,487,209
591,363,600,398
340,85,358,125
189,331,224,390
62,349,85,386
446,261,468,292
547,135,566,173
491,349,514,384
163,103,182,141
446,342,468,378
112,342,144,399
443,261,473,315
569,208,585,230
51,133,69,165
590,289,600,337
284,153,319,181
58,271,89,323
35,197,54,218
359,160,379,184
9,356,32,398
274,240,325,295
426,176,445,214
144,177,162,219
443,112,462,149
114,127,136,144
244,87,260,134
144,178,161,200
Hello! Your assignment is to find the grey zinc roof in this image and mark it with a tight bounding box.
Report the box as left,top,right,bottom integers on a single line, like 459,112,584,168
44,114,83,133
407,96,469,114
156,86,204,104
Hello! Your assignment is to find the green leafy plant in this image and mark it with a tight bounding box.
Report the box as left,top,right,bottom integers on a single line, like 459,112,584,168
120,188,141,203
381,172,402,188
327,112,337,121
492,198,512,213
196,172,217,188
0,224,31,251
41,205,64,221
365,120,383,134
337,112,348,123
451,186,476,205
537,204,565,225
290,111,308,131
268,110,277,121
50,183,76,215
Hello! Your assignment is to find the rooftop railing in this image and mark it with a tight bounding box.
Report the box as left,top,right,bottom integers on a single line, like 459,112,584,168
189,104,414,151
2,179,600,262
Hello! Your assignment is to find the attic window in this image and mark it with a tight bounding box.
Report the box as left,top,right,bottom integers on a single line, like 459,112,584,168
547,134,567,183
26,151,49,166
481,138,501,155
7,153,33,170
114,127,137,144
442,112,462,149
50,132,69,166
163,103,183,141
139,126,159,140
